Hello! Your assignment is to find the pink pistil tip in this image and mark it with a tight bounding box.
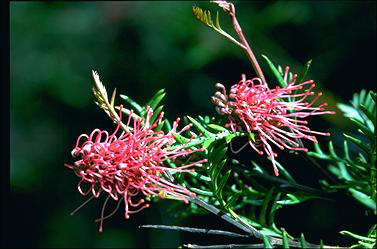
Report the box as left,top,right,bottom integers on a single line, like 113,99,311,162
66,103,204,231
215,73,335,175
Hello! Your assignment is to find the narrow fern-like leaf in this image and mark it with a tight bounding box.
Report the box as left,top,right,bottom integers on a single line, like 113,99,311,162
263,235,273,249
187,116,213,137
150,105,164,125
120,94,143,115
343,133,370,153
296,59,312,84
259,187,275,226
300,233,307,248
147,88,166,111
282,228,290,249
216,170,231,197
268,192,282,226
262,55,287,88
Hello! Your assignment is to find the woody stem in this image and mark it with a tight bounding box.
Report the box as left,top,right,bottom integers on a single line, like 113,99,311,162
228,3,266,84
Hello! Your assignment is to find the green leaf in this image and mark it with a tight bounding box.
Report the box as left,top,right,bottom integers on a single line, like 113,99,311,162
212,159,226,186
164,119,172,132
249,132,256,143
216,170,231,197
370,91,376,103
274,160,297,183
225,133,236,143
146,88,166,111
259,187,275,226
348,188,376,211
307,142,331,160
268,192,282,226
359,104,376,128
350,117,374,137
328,141,340,160
296,59,312,84
189,188,214,197
110,88,117,108
187,116,213,137
343,133,370,153
189,172,211,182
208,123,228,132
155,120,165,132
150,105,164,124
300,233,307,248
115,106,142,121
262,55,287,88
120,94,143,115
212,10,220,29
211,143,228,168
173,132,190,144
202,138,216,149
340,230,375,242
263,234,273,249
282,228,290,249
343,140,351,161
224,192,241,209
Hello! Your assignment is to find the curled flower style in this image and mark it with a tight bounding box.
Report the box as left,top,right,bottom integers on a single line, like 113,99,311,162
211,67,336,176
65,106,206,232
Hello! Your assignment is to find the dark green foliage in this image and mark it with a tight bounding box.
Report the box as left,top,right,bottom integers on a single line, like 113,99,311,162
308,90,376,247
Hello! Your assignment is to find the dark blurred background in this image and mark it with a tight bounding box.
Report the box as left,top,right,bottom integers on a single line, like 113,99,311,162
9,1,376,248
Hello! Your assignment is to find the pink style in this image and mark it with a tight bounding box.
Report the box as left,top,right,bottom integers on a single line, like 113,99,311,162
65,106,206,232
212,67,336,176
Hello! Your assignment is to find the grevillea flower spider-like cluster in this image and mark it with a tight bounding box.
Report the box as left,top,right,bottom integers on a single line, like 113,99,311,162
64,105,206,232
211,67,336,176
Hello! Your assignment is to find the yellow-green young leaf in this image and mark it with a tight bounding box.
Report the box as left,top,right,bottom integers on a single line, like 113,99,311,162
225,133,236,143
192,6,213,27
248,132,256,143
208,123,227,132
110,88,117,108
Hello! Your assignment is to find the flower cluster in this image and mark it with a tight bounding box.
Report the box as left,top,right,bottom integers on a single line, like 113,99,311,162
211,67,336,176
65,106,206,232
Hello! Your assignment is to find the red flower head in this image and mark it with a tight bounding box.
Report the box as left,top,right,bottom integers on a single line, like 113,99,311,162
211,67,335,176
65,106,206,232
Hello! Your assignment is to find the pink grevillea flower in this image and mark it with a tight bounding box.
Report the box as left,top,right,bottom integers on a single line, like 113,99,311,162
65,106,206,232
211,67,335,176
